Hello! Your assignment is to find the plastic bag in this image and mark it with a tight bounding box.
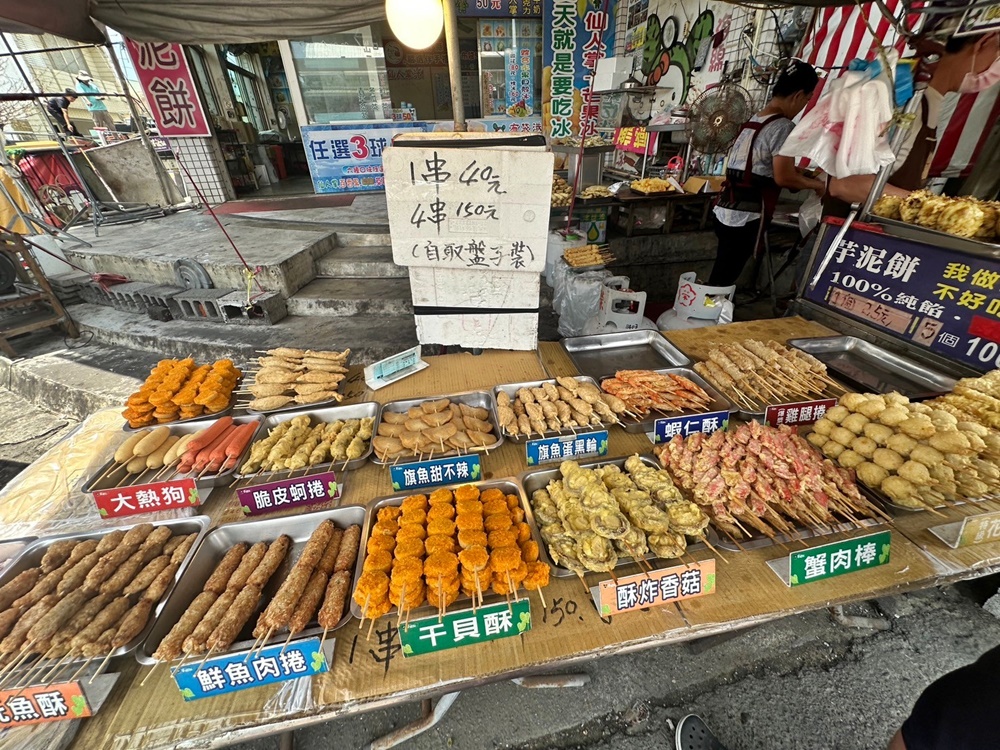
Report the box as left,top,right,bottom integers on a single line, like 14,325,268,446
798,192,823,236
552,259,612,337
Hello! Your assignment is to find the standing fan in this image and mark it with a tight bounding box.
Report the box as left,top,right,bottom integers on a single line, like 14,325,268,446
686,84,753,155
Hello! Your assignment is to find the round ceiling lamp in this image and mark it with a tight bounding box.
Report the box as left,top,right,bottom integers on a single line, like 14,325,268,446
386,0,444,50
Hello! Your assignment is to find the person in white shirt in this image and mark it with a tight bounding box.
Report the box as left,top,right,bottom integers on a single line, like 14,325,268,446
709,61,826,286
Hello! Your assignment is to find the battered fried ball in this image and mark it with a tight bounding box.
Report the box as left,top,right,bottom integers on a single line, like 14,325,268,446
857,397,888,420
899,417,936,440
822,441,846,459
863,422,894,447
829,426,857,447
850,436,878,458
841,413,870,435
872,448,904,472
812,418,835,436
857,462,890,488
807,432,829,449
837,449,865,469
826,405,851,424
886,433,918,458
839,394,868,413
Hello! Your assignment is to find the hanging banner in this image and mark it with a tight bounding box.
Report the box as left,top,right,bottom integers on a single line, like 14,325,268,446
302,122,427,194
542,0,615,138
505,49,535,116
614,127,658,156
457,0,542,17
124,40,211,137
806,224,1000,373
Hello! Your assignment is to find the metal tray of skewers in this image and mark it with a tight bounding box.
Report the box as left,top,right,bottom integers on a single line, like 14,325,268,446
138,505,366,665
561,330,692,382
517,454,716,578
601,368,735,435
0,537,35,576
84,415,263,493
788,336,957,400
350,479,545,622
0,516,209,678
234,402,381,481
237,354,353,417
494,376,618,443
370,390,503,466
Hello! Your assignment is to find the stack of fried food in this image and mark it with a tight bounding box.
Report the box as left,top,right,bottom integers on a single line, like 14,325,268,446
809,389,1000,510
237,414,374,478
0,524,197,686
496,377,622,438
600,370,713,418
245,348,351,412
151,522,360,666
551,174,572,207
579,185,612,199
657,423,885,543
926,370,1000,433
693,340,843,412
563,244,614,268
529,457,712,578
354,486,549,628
874,190,1000,241
124,359,242,428
630,177,674,194
372,398,496,461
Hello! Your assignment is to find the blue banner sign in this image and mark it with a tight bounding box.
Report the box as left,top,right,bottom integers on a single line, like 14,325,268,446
173,637,327,701
390,454,483,491
806,224,1000,372
652,411,729,444
302,122,426,194
525,429,608,465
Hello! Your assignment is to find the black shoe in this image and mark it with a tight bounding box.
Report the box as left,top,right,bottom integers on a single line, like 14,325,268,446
675,714,729,750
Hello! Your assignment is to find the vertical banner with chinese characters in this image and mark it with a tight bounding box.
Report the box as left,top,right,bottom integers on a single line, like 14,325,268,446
764,399,836,428
0,682,91,727
806,223,1000,372
543,0,615,137
389,454,482,492
652,411,729,444
124,40,211,137
399,600,531,656
383,143,553,350
302,122,427,194
237,472,339,516
526,429,608,465
594,559,715,616
767,530,891,586
92,478,200,518
504,49,534,116
173,637,329,700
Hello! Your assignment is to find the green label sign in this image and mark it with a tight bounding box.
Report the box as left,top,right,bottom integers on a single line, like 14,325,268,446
398,600,531,657
785,530,891,586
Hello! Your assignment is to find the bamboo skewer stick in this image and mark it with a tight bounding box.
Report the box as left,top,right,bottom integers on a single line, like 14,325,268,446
89,651,115,683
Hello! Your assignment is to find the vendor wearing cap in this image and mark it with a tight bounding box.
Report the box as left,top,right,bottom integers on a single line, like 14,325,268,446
75,70,115,131
825,31,1000,214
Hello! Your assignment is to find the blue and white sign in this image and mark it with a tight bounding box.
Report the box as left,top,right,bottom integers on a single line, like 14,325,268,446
526,429,608,466
173,637,328,701
652,411,729,444
302,122,426,194
390,454,482,491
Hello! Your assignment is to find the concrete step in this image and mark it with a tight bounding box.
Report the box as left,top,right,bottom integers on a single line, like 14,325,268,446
286,278,413,317
335,230,393,247
316,246,407,279
66,303,417,365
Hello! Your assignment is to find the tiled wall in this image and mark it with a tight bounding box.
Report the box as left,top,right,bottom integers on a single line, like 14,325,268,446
172,137,236,205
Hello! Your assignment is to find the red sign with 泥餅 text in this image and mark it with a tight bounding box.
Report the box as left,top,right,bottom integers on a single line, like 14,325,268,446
124,40,211,137
0,682,90,727
614,127,658,155
92,478,200,518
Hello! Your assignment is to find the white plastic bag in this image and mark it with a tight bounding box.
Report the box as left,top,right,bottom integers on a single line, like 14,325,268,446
798,192,823,236
552,259,612,337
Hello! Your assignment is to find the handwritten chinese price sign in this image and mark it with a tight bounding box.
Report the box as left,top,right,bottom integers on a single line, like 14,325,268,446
653,410,729,444
399,600,531,656
929,509,1000,549
302,122,426,195
594,559,715,615
92,478,199,519
174,637,328,700
526,429,608,465
764,399,836,428
768,530,891,587
237,472,339,516
123,40,210,137
390,454,482,492
806,224,1000,372
0,682,90,727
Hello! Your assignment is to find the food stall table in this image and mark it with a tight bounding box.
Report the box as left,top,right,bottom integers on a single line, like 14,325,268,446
0,339,996,750
611,189,713,237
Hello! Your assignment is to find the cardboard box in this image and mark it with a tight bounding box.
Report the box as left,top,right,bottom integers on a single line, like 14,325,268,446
683,176,725,194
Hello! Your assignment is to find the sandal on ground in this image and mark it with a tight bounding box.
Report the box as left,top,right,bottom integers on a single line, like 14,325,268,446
675,714,729,750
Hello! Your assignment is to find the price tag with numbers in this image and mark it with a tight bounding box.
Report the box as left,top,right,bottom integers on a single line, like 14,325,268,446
364,345,428,390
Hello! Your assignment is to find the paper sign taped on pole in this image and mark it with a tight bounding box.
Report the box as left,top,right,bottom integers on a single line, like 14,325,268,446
383,145,554,273
415,312,539,350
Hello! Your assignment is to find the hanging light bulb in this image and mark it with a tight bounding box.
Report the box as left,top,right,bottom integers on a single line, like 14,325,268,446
386,0,444,50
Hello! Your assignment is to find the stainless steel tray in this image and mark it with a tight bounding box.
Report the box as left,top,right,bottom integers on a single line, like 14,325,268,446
238,358,354,416
138,505,367,665
873,216,1000,259
85,414,264,492
0,537,35,575
1,516,209,674
370,390,503,466
494,376,612,442
788,336,957,399
518,454,713,577
714,517,883,551
235,402,380,479
350,479,541,621
561,330,692,381
600,368,734,434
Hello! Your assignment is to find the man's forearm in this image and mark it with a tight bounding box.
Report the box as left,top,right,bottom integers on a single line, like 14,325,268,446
830,174,909,204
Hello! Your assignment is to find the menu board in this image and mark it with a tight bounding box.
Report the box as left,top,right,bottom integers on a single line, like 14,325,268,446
805,223,1000,372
